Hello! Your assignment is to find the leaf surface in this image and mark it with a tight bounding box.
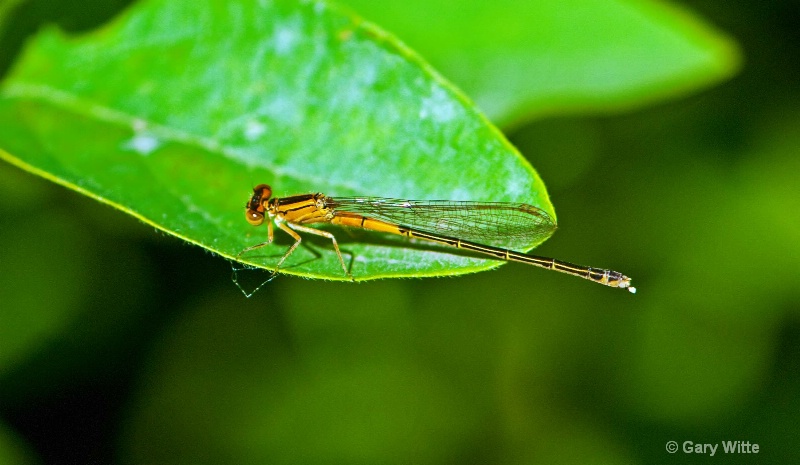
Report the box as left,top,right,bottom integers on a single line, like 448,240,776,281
0,0,550,281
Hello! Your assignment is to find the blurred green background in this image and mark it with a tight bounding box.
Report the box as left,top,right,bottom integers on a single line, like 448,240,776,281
1,0,798,464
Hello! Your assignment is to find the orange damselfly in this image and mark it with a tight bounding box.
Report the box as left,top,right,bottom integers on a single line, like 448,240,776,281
234,184,635,296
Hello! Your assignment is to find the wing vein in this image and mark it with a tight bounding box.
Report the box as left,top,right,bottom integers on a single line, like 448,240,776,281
325,197,556,250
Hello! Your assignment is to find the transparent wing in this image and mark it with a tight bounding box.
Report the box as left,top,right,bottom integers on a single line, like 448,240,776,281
325,197,556,250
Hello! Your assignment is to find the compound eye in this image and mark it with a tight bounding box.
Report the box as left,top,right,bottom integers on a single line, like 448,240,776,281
245,210,265,226
253,184,272,200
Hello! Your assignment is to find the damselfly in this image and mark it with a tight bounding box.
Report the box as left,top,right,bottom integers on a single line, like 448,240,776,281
234,184,635,296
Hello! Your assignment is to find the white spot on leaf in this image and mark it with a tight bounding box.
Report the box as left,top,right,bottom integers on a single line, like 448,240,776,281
273,21,300,55
123,134,161,156
263,94,303,127
244,120,267,140
419,85,458,123
132,119,147,132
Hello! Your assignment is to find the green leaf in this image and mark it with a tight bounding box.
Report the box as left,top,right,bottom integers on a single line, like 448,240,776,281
0,0,551,281
341,0,741,124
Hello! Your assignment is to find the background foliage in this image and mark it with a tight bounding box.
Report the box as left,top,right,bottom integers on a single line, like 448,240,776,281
1,0,798,464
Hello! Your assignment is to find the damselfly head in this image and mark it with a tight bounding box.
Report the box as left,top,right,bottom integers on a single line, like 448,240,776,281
251,184,272,203
245,184,272,226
